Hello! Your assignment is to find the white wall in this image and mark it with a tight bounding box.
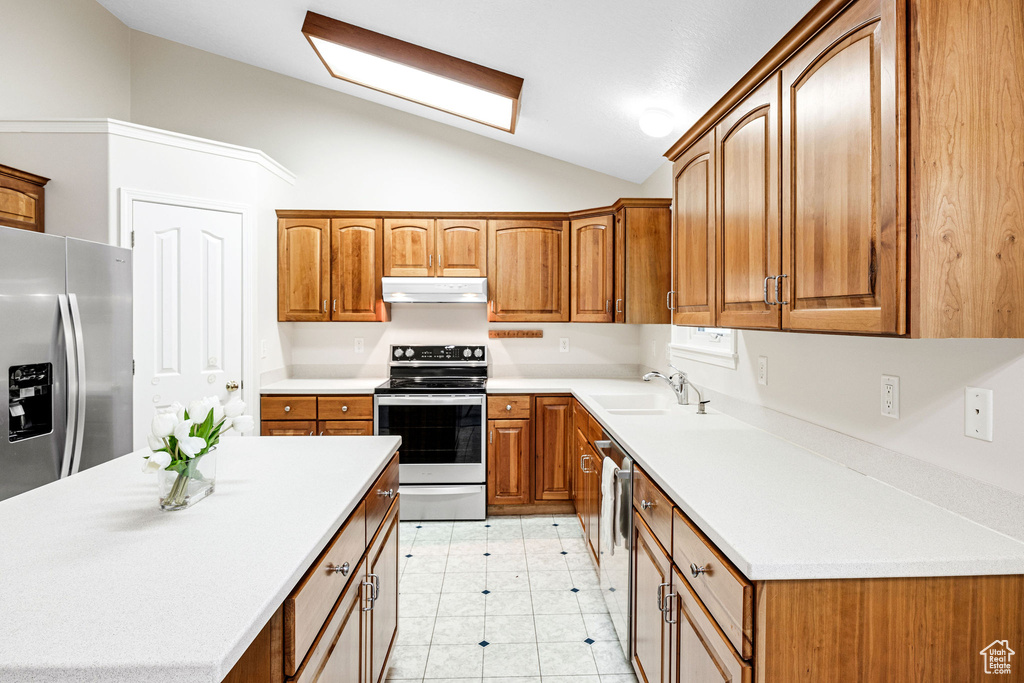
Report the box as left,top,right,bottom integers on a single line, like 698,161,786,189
0,0,130,120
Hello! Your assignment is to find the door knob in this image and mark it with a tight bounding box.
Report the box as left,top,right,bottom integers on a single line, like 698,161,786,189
226,380,239,392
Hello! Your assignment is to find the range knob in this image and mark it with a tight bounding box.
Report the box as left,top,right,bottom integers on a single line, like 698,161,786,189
405,348,415,358
393,348,403,359
463,348,472,358
474,348,483,358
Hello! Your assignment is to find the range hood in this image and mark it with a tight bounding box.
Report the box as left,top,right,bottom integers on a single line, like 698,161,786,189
382,277,488,303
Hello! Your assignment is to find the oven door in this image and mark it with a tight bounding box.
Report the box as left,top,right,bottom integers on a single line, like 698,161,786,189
374,394,486,484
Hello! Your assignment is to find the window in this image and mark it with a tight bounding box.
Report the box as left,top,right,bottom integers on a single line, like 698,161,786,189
670,326,737,368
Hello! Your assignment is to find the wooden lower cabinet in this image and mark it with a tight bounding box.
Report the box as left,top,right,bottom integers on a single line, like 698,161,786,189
632,514,672,683
261,394,374,437
487,419,531,505
262,420,316,436
306,565,363,683
319,420,373,436
364,503,399,683
534,396,572,501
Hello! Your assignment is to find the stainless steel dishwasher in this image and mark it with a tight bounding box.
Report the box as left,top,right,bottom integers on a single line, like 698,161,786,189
595,432,633,660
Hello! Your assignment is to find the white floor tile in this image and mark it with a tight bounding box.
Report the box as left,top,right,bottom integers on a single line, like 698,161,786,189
599,674,640,683
487,539,527,554
405,555,449,574
559,538,588,554
424,643,483,678
533,612,588,643
484,614,536,643
402,593,441,618
537,641,598,676
590,640,633,674
531,590,580,615
386,644,430,679
575,589,609,613
401,572,445,594
437,591,486,617
486,553,528,573
487,526,525,540
482,643,540,677
485,590,534,616
442,571,487,593
445,554,485,573
448,540,489,555
486,571,531,592
432,616,485,645
398,616,435,645
524,538,563,554
544,677,600,683
563,553,596,570
529,570,574,592
569,568,601,590
526,554,569,572
582,613,618,641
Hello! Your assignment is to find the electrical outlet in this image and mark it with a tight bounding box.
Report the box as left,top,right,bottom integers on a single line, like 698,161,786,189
881,375,899,418
757,356,768,386
965,387,994,441
260,339,268,360
354,338,364,353
559,338,570,353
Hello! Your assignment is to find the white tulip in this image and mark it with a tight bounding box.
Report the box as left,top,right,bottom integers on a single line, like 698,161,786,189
212,402,225,424
159,401,186,423
141,448,171,473
188,397,216,423
177,435,207,457
232,415,255,433
173,419,194,442
224,398,246,418
151,412,178,439
147,434,165,451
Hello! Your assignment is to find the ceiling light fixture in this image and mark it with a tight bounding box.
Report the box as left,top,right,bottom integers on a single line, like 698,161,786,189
302,11,524,133
638,109,674,138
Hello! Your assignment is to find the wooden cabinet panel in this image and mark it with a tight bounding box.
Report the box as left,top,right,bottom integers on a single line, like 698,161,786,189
261,396,318,421
571,215,615,322
318,396,373,421
619,205,673,324
488,394,532,419
715,74,782,330
487,419,531,505
224,608,284,683
534,396,572,501
585,450,602,566
488,219,570,322
289,558,365,683
0,164,48,233
673,132,718,326
614,209,627,323
262,420,316,436
781,0,903,334
667,565,751,683
633,465,673,551
365,457,399,545
331,219,386,322
632,514,672,683
318,420,373,436
364,502,399,683
384,219,434,276
436,219,486,277
279,219,330,321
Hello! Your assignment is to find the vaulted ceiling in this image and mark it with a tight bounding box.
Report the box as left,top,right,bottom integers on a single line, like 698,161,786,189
96,0,818,183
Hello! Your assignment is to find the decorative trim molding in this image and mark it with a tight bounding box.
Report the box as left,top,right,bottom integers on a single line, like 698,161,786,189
0,119,296,185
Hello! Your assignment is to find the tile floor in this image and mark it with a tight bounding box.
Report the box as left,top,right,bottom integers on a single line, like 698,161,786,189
389,513,639,683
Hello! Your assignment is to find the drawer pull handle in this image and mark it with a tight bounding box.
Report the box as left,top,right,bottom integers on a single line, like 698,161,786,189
342,405,348,412
640,499,655,510
284,406,291,412
379,488,395,498
309,430,314,436
328,562,350,576
690,563,708,578
662,592,678,624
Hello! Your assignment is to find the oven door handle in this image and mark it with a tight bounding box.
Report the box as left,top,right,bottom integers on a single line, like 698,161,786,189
375,395,486,407
399,485,485,496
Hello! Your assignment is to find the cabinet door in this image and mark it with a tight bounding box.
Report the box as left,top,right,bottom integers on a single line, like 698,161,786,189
632,514,672,683
715,74,782,330
614,209,627,323
318,420,374,436
573,425,588,530
781,0,902,334
261,420,316,436
673,133,717,326
534,396,572,501
365,502,399,683
667,565,751,683
585,451,602,566
279,219,330,321
487,419,531,505
384,219,434,277
488,219,570,322
571,215,615,322
331,219,386,322
436,219,487,277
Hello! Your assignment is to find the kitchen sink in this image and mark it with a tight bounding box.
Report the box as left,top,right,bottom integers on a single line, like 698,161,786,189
590,394,676,412
605,408,673,416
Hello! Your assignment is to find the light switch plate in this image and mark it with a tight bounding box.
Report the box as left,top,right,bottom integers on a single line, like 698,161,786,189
757,356,768,386
965,387,994,441
881,375,899,419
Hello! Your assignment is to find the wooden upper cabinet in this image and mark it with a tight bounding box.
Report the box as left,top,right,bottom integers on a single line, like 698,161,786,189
0,164,48,233
384,218,434,276
436,219,486,277
279,218,330,321
331,218,386,322
715,74,782,330
534,396,572,501
673,132,717,327
781,0,903,335
571,215,615,322
488,219,570,322
614,202,673,324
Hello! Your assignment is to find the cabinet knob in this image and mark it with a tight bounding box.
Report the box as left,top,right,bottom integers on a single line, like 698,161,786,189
342,405,348,412
641,499,654,510
690,562,707,578
328,562,350,576
506,404,512,411
378,488,395,498
284,405,291,412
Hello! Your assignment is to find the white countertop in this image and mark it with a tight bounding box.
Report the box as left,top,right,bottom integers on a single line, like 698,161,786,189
260,378,386,395
487,378,1024,580
0,436,401,683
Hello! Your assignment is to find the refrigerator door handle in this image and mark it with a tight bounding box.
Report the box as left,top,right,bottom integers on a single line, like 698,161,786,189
57,295,78,479
68,293,88,476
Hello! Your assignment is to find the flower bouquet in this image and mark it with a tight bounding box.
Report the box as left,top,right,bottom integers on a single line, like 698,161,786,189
140,395,254,510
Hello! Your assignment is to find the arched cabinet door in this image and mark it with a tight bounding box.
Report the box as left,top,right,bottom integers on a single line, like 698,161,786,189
384,218,434,277
278,218,329,321
487,219,570,322
672,132,717,327
571,214,614,322
714,74,782,330
436,219,487,277
331,218,386,322
780,0,903,334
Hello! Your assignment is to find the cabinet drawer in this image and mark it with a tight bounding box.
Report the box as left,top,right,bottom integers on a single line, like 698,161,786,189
261,396,317,421
262,420,316,436
633,465,673,551
587,413,603,448
488,395,531,419
318,420,373,436
365,455,399,545
672,507,753,659
318,396,373,420
284,500,367,676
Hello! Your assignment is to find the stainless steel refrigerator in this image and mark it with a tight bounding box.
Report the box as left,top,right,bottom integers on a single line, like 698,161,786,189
1,226,132,501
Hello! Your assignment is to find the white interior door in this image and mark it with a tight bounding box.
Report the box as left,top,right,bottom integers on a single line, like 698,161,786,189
132,201,243,447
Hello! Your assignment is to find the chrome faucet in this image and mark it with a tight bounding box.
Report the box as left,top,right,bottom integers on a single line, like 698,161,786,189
642,365,710,414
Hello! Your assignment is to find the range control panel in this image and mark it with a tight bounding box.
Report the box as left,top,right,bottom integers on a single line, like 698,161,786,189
390,345,486,362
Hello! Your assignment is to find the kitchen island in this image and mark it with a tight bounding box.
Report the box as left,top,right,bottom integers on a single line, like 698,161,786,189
0,435,401,683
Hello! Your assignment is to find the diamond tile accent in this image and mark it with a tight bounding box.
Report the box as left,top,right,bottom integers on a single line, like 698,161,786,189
608,586,616,592
485,524,491,527
405,554,413,558
584,638,595,645
560,551,568,555
552,523,559,526
416,525,422,529
482,590,491,594
570,588,580,593
479,640,490,647
483,552,491,556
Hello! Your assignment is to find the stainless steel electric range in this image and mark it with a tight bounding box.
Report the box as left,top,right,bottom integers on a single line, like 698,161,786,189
374,345,487,520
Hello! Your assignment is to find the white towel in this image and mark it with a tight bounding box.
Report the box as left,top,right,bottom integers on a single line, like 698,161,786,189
600,456,618,556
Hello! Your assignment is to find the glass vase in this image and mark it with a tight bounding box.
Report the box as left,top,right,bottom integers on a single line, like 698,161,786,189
158,450,217,511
